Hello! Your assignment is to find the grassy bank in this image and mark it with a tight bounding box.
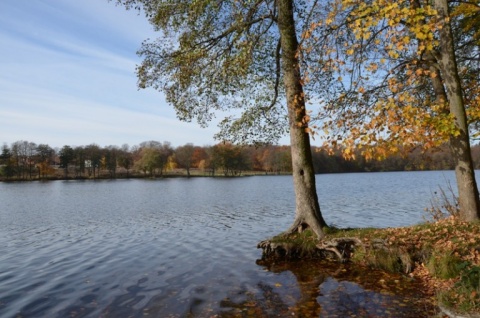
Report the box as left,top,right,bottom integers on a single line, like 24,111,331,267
265,217,480,315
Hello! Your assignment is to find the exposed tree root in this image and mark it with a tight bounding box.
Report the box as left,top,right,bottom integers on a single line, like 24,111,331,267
283,216,324,239
316,237,364,263
258,235,413,274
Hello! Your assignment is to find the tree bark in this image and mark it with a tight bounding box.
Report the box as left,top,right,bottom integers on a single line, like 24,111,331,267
277,0,327,238
434,0,480,221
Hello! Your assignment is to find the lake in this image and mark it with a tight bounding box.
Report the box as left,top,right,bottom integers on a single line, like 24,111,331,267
0,171,459,317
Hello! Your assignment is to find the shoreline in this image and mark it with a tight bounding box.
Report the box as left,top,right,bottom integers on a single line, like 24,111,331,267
258,217,480,316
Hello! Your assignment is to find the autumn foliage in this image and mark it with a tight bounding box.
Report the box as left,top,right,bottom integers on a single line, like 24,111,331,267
303,0,480,160
4,140,480,180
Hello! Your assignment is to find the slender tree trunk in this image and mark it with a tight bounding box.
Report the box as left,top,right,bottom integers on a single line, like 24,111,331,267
434,0,480,221
277,0,327,239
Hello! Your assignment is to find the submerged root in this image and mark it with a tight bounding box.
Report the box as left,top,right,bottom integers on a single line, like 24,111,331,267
257,241,326,260
257,240,299,259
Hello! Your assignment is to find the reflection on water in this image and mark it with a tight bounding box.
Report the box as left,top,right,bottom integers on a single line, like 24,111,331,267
240,260,436,317
0,172,455,317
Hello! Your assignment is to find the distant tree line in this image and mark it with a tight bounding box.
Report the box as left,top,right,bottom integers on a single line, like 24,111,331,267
1,140,479,180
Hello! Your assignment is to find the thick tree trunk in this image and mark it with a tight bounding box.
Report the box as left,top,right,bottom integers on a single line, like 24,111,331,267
277,0,327,239
434,0,480,221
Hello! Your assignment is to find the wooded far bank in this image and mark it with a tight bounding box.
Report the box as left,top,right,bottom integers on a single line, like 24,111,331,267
2,140,480,181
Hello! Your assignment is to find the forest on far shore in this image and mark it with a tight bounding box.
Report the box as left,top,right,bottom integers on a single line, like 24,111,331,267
2,140,480,181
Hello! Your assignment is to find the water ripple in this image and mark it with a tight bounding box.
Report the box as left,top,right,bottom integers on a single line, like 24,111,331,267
0,172,458,317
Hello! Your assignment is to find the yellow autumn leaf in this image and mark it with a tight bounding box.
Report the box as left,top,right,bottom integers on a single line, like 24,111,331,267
388,51,399,58
416,32,427,40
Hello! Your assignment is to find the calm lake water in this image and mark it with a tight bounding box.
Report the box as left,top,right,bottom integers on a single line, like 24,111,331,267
0,171,460,317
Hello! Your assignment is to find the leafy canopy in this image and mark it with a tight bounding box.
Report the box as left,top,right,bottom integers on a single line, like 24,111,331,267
304,0,480,160
115,0,339,144
116,0,480,157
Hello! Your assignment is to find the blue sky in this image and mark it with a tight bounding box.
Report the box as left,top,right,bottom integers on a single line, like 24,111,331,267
0,0,223,149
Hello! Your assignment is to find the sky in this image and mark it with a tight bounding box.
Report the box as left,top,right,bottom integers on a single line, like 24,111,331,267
0,0,227,149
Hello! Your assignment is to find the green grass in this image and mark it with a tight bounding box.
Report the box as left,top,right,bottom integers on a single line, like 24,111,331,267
426,252,463,279
267,229,320,259
438,265,480,313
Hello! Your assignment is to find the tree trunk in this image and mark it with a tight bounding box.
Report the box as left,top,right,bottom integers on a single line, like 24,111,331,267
277,0,327,239
434,0,480,221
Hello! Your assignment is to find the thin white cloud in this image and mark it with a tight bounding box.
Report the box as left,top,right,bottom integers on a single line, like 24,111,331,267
0,87,215,148
0,0,218,148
